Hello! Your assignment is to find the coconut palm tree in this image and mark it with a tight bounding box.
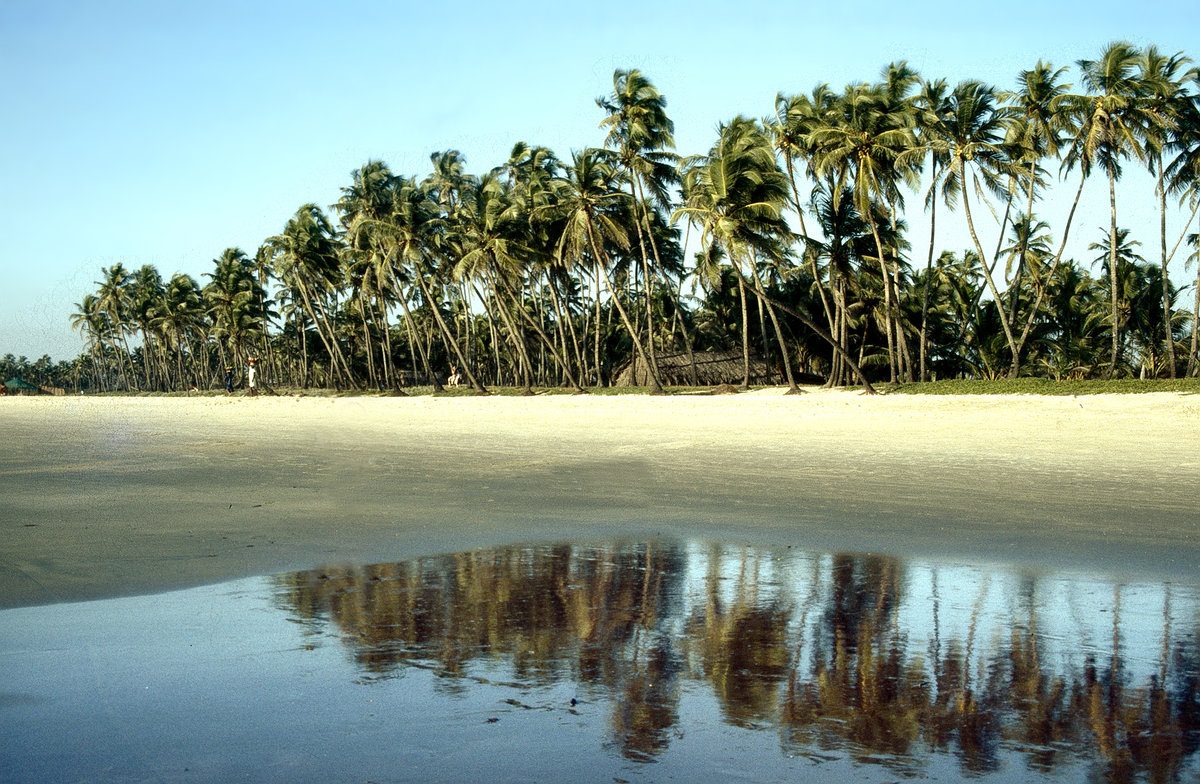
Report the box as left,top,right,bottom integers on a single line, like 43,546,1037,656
914,77,954,381
94,263,136,389
1139,47,1196,377
265,204,354,387
809,82,923,382
335,160,402,388
769,86,838,340
128,265,167,389
152,273,206,389
925,80,1026,374
203,248,267,379
1066,41,1168,377
598,69,681,390
676,117,803,391
70,293,111,391
1089,226,1147,373
553,148,663,392
1001,61,1074,376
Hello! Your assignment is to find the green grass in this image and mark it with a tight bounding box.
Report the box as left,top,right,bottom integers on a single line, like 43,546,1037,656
888,377,1200,395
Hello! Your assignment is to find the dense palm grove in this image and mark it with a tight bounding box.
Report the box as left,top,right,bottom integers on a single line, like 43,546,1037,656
61,43,1200,393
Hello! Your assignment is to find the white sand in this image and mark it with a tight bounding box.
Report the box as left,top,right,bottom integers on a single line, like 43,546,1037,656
1,388,1197,608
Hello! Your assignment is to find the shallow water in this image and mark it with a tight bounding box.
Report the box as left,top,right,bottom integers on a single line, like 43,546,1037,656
2,540,1198,783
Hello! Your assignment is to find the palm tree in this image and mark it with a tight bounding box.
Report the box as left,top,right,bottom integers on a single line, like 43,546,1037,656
553,148,663,392
598,69,681,390
769,86,838,343
128,264,166,389
676,117,801,391
266,204,354,387
376,175,447,391
418,156,491,394
1089,227,1147,373
1139,47,1196,377
94,263,136,389
203,248,267,379
926,80,1026,375
152,273,206,389
1001,61,1074,376
810,82,923,382
914,76,954,381
70,293,110,391
1067,41,1168,377
335,160,401,388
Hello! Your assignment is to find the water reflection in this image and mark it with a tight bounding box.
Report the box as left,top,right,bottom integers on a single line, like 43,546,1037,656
274,542,1200,782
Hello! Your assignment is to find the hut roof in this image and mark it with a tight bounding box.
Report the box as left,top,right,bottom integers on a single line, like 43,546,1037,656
613,349,774,387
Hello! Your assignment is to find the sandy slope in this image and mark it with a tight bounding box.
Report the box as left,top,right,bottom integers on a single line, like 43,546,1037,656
1,388,1197,608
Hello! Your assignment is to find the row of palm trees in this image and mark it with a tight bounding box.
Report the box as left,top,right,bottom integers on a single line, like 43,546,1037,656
70,44,1200,393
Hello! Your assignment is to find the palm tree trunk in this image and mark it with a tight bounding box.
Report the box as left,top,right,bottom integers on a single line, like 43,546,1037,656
737,273,751,388
866,219,898,384
758,292,875,393
1157,162,1176,377
496,273,584,392
394,286,441,391
483,275,534,394
414,270,487,394
1189,260,1200,378
1106,171,1121,379
919,187,939,382
742,258,800,393
629,178,666,390
593,265,603,387
588,226,663,393
959,166,1020,368
785,157,835,335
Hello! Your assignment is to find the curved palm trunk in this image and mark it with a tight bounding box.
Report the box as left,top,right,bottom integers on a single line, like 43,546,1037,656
627,180,665,391
496,273,584,392
1189,258,1200,378
742,258,801,394
392,280,442,391
593,267,603,387
1157,161,1176,377
1106,171,1121,379
587,225,664,394
865,216,899,384
547,273,587,386
919,181,939,382
414,269,487,394
483,277,534,394
757,293,875,394
737,273,751,389
959,166,1020,368
785,157,835,335
293,280,346,388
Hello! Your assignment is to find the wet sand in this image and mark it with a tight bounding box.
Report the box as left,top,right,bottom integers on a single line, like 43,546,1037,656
1,389,1198,608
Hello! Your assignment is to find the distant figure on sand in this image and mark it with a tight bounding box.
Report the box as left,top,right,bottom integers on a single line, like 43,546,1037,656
448,365,461,388
247,358,258,395
224,366,234,395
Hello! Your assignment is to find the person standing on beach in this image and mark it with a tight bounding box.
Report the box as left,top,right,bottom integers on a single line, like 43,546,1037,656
247,358,258,396
224,366,234,395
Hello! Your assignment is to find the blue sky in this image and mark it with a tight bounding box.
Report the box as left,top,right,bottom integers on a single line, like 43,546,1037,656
2,0,1197,361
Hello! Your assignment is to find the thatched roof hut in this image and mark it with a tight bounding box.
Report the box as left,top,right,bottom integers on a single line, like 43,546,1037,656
3,378,65,395
613,349,775,387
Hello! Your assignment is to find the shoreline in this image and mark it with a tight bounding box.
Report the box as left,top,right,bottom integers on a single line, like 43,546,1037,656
1,389,1197,609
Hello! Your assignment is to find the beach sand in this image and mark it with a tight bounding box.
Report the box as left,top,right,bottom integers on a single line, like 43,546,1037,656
1,389,1197,608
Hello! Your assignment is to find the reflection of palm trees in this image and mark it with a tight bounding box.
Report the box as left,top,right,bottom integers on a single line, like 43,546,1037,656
270,542,1200,776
